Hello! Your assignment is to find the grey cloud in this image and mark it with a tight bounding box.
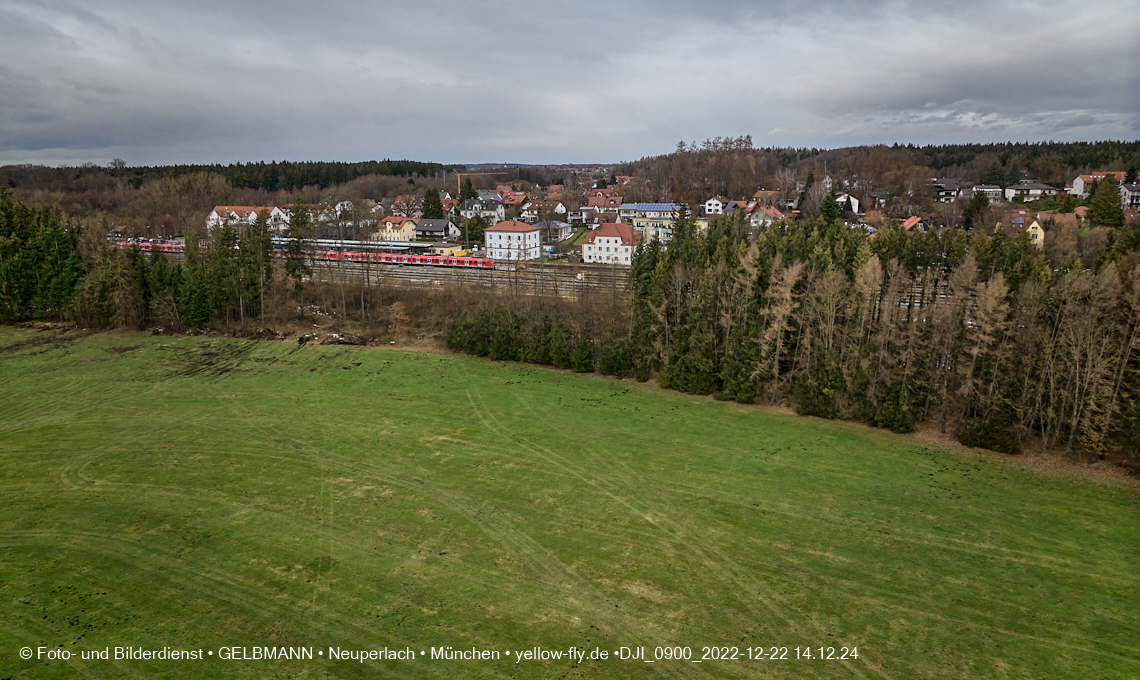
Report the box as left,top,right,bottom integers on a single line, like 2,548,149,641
0,0,1136,165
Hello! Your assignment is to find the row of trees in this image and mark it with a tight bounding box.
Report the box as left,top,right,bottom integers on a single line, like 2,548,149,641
444,205,1140,461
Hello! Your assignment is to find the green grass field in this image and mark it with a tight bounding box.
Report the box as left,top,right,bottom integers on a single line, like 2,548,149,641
0,327,1136,679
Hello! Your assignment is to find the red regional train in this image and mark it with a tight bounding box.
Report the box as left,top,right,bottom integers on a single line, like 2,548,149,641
114,239,495,269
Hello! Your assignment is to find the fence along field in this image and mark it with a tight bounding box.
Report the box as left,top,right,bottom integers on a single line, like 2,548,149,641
0,327,1136,679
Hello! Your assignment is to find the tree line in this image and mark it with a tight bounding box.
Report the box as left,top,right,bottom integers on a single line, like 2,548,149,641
447,205,1140,463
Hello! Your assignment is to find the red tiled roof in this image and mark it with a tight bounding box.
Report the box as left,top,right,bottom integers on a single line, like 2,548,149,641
487,220,539,233
901,216,922,231
583,222,641,247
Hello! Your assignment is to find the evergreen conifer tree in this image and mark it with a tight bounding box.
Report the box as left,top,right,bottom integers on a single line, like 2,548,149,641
1087,176,1124,228
422,188,444,219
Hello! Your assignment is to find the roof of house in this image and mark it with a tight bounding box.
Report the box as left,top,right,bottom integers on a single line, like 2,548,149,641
587,196,623,208
583,222,641,247
621,202,680,212
416,219,452,232
901,216,922,231
1039,212,1080,228
1078,172,1127,183
487,220,539,233
501,192,530,206
760,206,784,219
1010,181,1056,191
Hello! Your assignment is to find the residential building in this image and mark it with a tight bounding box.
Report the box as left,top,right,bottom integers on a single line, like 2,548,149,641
373,216,418,241
972,184,1003,203
833,193,860,213
703,196,728,215
930,178,958,203
621,203,680,243
1071,171,1127,198
752,189,782,205
520,200,567,221
207,205,293,233
1005,213,1044,250
750,205,785,228
485,220,541,260
900,216,925,232
534,220,573,243
460,198,506,224
586,195,623,216
1120,183,1140,211
1005,180,1057,202
868,191,891,209
415,218,460,241
583,222,641,265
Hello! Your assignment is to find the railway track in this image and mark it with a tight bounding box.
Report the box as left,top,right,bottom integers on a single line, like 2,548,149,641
309,260,627,296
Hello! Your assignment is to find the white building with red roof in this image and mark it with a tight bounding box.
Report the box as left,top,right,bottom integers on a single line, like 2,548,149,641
1071,171,1127,198
485,220,541,260
583,222,641,265
207,205,293,233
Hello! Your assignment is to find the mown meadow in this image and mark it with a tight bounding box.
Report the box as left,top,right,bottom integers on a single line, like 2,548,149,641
0,327,1136,679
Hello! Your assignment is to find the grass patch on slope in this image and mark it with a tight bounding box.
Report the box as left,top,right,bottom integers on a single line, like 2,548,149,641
0,327,1136,679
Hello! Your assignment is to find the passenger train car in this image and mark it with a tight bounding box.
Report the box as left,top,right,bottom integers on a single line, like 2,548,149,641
113,239,495,268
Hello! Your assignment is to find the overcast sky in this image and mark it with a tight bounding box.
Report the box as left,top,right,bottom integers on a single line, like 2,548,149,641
1,0,1137,166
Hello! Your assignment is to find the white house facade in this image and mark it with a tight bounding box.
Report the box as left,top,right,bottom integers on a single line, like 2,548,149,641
485,220,541,260
703,196,727,215
207,206,292,234
583,222,641,265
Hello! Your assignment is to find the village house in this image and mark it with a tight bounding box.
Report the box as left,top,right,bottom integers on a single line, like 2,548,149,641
1005,180,1058,202
929,178,960,203
585,195,623,217
900,216,926,232
206,205,293,233
485,220,541,260
1005,212,1045,250
867,191,891,209
833,193,860,214
460,198,506,224
703,196,729,215
534,220,574,243
373,216,418,241
750,205,785,228
751,189,782,205
1070,171,1127,198
520,200,567,221
621,202,680,243
973,184,1003,203
583,222,641,265
415,218,461,241
1119,183,1140,211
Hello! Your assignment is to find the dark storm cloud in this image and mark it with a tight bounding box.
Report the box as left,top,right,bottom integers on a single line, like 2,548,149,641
0,0,1136,165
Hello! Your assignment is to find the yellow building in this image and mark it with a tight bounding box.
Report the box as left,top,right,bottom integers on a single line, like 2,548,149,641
373,217,418,241
1025,219,1045,251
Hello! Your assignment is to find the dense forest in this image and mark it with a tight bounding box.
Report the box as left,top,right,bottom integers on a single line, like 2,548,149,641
0,161,574,237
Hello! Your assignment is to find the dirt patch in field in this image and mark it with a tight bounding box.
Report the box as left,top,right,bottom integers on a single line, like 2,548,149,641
165,340,262,380
0,327,92,356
